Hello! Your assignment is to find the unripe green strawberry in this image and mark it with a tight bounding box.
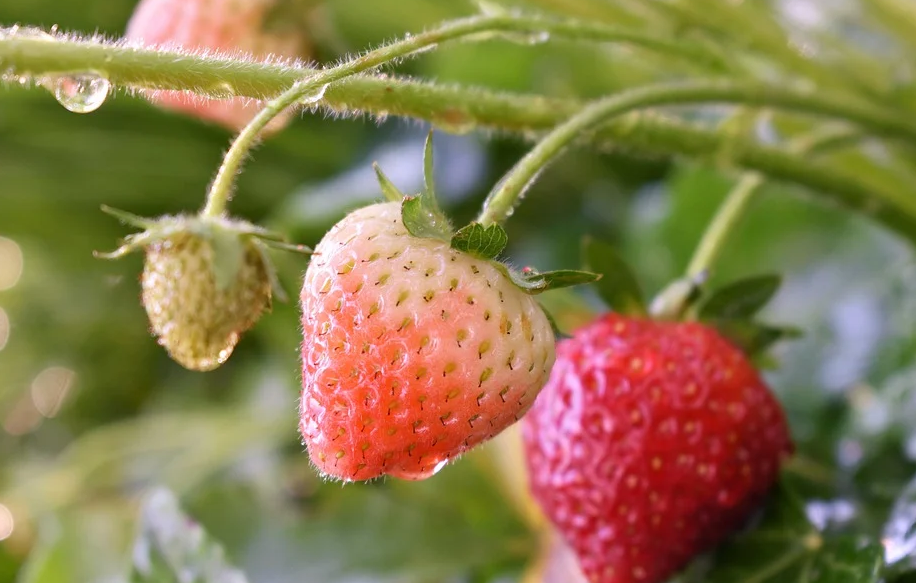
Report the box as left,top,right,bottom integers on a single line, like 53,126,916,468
142,229,271,371
299,201,556,481
97,210,302,371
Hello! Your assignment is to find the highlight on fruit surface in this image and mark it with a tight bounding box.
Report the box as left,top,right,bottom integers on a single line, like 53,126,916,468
96,206,308,371
521,239,796,583
298,134,600,482
124,0,311,132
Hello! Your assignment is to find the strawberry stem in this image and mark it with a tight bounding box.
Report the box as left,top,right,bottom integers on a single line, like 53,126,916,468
201,14,576,217
685,124,863,280
7,28,916,238
475,83,886,227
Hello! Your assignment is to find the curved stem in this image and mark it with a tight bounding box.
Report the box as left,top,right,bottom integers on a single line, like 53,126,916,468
3,33,916,239
198,15,535,215
0,15,721,95
474,81,885,226
0,33,910,139
685,125,864,278
686,173,764,278
197,14,721,216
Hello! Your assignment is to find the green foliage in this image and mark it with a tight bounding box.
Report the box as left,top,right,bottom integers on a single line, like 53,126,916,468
705,484,884,583
131,489,248,583
582,236,646,316
3,0,916,581
698,275,782,320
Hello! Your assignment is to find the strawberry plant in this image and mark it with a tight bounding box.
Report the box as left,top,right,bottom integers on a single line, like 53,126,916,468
2,0,916,582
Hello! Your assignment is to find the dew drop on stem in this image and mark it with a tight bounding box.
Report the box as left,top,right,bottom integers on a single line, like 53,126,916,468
49,72,111,114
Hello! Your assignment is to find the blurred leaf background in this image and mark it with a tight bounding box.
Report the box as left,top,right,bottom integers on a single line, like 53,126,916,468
3,0,916,581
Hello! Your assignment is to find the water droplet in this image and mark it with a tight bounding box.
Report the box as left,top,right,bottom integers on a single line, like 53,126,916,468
386,458,449,480
499,30,550,46
50,72,111,113
208,81,236,99
299,83,328,105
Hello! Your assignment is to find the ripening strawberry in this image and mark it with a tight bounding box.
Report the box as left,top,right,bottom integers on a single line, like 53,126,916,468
141,229,272,371
125,0,308,132
299,201,556,482
522,313,793,583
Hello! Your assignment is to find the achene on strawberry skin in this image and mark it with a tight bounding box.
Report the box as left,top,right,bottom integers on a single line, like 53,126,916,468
299,201,556,482
522,313,793,583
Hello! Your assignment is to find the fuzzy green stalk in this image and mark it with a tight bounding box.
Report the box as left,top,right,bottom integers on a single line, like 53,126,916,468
685,125,864,278
197,13,719,216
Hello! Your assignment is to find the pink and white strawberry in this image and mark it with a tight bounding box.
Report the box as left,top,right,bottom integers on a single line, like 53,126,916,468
299,200,557,481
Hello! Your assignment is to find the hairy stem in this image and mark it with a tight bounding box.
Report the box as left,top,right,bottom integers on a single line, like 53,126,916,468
0,34,908,139
474,79,905,226
191,13,723,215
3,33,916,239
685,125,865,278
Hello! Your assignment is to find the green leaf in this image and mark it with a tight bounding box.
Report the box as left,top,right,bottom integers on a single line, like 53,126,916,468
401,196,452,241
582,236,646,315
706,483,884,583
698,274,782,320
450,222,508,259
17,504,136,583
373,162,405,202
508,267,601,295
713,318,803,356
132,488,249,583
185,456,536,582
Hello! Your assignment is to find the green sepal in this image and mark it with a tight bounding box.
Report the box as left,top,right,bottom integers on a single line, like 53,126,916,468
258,238,312,255
401,196,453,242
712,318,802,358
100,204,156,229
451,223,508,260
252,239,285,304
422,130,437,201
399,132,453,241
208,228,246,291
582,236,647,316
507,267,601,295
698,274,782,320
373,162,406,202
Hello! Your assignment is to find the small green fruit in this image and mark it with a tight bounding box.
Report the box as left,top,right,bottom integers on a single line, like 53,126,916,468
97,208,307,371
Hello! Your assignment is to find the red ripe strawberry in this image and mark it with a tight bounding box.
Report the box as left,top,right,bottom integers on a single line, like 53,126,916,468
125,0,307,132
299,201,556,482
522,313,793,583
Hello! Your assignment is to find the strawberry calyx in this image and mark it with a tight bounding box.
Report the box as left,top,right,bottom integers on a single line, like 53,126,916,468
583,237,800,363
375,132,600,296
94,205,310,301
